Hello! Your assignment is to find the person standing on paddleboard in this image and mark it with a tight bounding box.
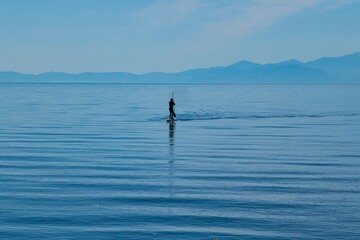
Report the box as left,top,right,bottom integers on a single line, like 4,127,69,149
169,98,176,119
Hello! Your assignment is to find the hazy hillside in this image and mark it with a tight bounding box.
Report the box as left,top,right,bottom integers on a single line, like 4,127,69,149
306,52,360,81
1,52,359,83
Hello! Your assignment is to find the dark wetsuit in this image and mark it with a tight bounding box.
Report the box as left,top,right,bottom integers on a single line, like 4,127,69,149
169,99,176,119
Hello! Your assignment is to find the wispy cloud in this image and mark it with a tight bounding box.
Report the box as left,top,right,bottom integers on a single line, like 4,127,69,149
134,0,202,29
134,0,354,38
207,0,323,37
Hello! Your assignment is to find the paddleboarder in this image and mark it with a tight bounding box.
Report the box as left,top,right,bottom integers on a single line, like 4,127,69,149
169,97,176,119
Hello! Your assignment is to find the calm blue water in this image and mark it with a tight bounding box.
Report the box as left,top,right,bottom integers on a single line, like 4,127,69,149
0,83,360,240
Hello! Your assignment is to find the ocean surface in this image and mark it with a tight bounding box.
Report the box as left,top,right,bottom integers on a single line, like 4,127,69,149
0,83,359,240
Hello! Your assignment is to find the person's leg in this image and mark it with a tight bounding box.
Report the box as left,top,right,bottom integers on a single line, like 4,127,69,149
169,109,174,118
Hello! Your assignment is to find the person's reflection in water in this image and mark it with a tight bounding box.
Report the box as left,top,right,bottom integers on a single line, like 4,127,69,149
168,122,176,200
168,122,175,163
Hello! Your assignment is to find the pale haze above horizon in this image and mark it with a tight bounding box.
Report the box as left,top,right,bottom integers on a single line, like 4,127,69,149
0,0,360,74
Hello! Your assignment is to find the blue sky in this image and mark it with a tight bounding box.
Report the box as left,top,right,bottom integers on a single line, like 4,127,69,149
0,0,359,74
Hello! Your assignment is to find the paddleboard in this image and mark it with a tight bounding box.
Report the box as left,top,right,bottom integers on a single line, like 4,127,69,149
166,118,176,123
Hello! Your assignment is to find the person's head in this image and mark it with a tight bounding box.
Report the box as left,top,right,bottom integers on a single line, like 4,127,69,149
170,98,174,101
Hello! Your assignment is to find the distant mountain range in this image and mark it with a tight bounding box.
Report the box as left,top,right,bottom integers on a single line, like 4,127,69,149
1,52,360,83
